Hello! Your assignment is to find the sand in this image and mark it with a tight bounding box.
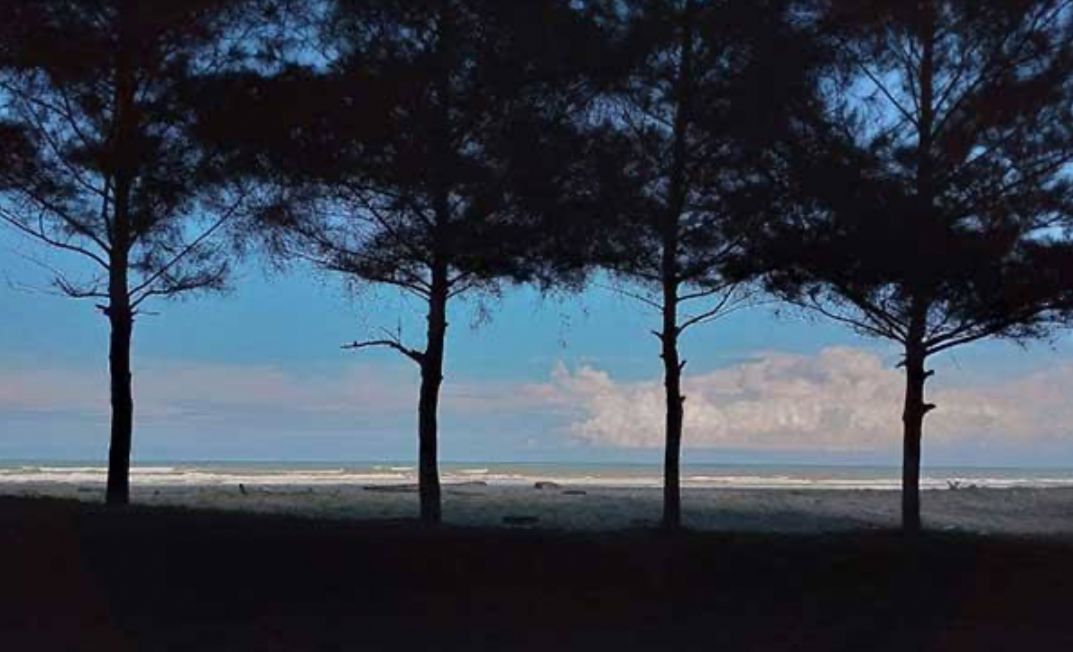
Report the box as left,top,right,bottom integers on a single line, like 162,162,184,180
3,481,1072,534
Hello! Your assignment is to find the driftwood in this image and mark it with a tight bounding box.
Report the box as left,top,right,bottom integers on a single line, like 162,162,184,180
363,484,420,493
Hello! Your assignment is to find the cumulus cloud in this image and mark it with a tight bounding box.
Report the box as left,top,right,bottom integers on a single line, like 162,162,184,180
546,347,1073,451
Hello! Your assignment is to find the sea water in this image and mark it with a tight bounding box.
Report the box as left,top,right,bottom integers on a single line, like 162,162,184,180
3,460,1073,490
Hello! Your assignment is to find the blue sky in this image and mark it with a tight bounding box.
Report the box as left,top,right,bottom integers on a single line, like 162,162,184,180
4,227,1073,467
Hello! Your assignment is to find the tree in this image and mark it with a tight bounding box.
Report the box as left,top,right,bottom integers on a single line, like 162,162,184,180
0,1,265,505
578,0,822,530
194,0,601,524
748,0,1073,533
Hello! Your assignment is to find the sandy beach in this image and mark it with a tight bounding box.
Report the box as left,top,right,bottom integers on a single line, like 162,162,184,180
4,481,1073,535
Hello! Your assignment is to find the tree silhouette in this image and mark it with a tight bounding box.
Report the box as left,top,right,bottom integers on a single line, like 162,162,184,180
0,1,266,505
194,0,601,524
747,0,1073,533
575,0,822,530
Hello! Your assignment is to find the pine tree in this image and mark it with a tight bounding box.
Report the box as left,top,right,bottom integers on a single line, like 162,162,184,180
0,1,268,504
749,0,1073,533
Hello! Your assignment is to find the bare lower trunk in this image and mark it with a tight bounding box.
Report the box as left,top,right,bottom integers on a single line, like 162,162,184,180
418,264,448,524
417,361,443,524
661,323,684,531
901,343,928,535
105,301,133,506
660,268,683,530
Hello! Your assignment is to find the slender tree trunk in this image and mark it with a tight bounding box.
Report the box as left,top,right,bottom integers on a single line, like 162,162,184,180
901,0,936,535
105,14,135,505
900,340,927,535
105,291,134,506
661,288,683,531
658,4,693,532
901,299,931,535
417,261,448,524
410,0,458,525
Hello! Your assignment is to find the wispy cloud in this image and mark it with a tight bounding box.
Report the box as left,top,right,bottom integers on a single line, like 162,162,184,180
0,359,565,423
0,361,406,421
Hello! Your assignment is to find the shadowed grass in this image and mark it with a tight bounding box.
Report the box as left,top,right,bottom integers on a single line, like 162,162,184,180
2,496,1072,650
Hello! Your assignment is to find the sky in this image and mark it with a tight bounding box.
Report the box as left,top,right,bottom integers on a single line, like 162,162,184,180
3,228,1073,467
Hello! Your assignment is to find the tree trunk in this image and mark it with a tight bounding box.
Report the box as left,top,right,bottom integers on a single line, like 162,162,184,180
901,341,929,535
105,0,135,507
901,0,936,536
661,299,684,531
417,262,448,524
105,278,134,506
657,2,694,532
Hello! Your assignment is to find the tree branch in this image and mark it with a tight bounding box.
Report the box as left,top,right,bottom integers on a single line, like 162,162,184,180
128,192,246,302
342,333,424,364
0,208,110,269
53,275,108,300
790,296,902,341
677,286,740,334
598,282,663,311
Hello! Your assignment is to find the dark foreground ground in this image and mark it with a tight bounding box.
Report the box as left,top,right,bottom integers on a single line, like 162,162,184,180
3,497,1073,651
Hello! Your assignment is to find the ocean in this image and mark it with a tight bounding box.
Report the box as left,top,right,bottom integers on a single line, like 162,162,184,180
3,461,1073,490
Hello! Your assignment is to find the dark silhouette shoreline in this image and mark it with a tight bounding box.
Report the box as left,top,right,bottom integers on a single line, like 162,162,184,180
3,496,1073,650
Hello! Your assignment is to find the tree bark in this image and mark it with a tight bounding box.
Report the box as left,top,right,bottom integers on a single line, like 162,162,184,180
105,294,134,506
900,297,931,534
417,260,448,524
900,340,927,535
661,293,683,531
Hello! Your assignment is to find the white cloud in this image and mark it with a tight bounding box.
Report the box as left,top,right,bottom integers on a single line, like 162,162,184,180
545,347,1073,451
3,347,1072,454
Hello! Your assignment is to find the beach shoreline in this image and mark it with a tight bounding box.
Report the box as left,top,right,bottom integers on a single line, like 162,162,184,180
3,481,1072,535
